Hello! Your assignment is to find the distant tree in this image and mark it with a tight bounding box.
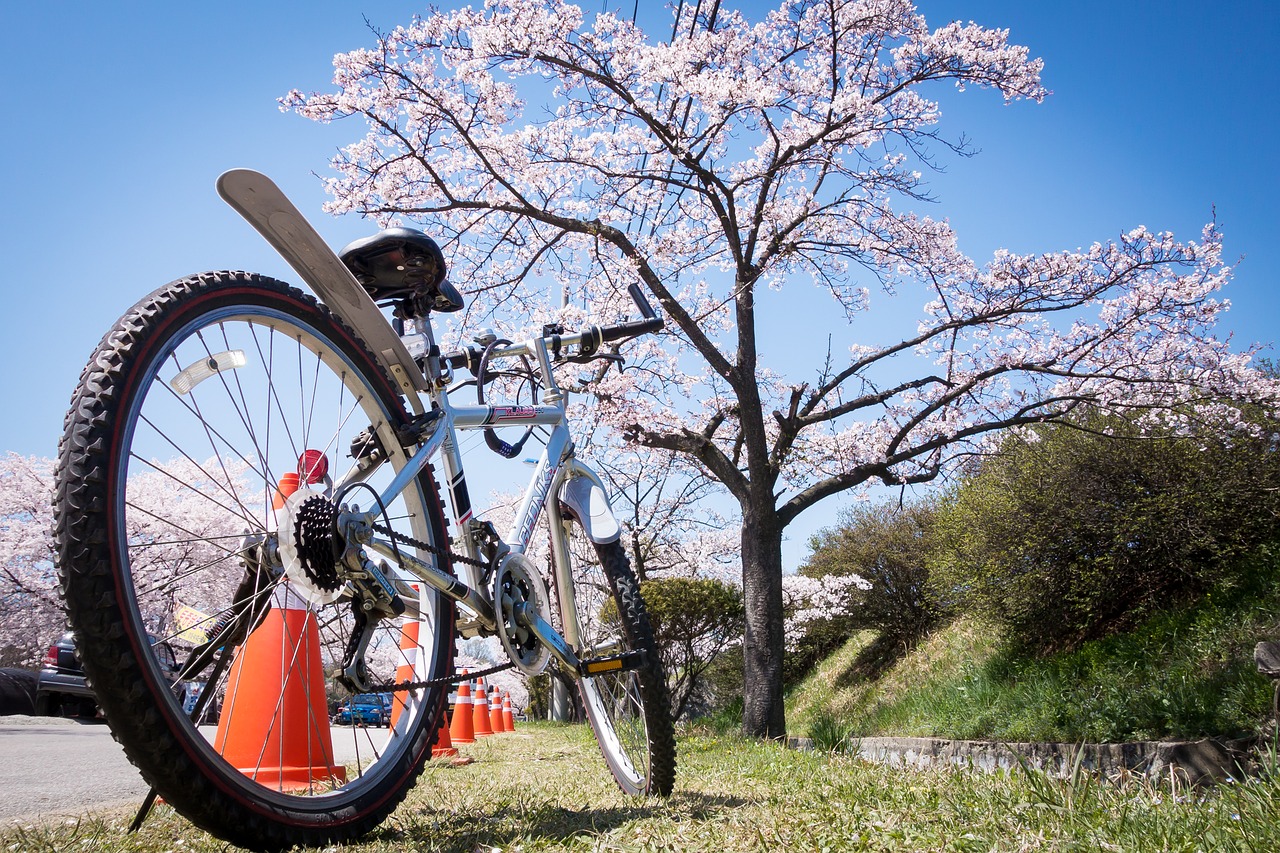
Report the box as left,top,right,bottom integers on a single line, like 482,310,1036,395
779,571,869,685
595,448,739,584
931,413,1280,650
639,576,744,719
0,453,249,666
802,499,945,643
286,0,1277,736
0,454,62,667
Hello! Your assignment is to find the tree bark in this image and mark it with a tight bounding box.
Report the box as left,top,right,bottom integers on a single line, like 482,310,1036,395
739,503,786,739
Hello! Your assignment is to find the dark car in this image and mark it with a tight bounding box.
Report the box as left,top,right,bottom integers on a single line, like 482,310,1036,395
333,693,391,727
36,630,180,719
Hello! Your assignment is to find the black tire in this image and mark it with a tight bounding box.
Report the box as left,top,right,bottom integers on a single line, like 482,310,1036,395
54,272,455,851
552,514,675,796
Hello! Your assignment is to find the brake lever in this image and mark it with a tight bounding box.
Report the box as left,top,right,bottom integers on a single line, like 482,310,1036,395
568,351,625,371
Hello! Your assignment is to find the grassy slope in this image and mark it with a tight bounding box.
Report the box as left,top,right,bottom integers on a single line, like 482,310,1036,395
787,555,1280,742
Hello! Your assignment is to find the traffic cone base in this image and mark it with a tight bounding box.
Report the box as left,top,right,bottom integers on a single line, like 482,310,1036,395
213,602,345,790
432,712,459,759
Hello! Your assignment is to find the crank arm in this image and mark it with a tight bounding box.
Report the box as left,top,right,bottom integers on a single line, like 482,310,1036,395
365,538,496,631
510,602,647,678
513,600,579,672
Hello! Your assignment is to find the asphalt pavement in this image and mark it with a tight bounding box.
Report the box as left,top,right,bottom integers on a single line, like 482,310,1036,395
0,715,391,825
0,716,149,824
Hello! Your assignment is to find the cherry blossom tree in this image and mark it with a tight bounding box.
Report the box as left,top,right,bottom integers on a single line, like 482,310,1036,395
781,572,870,650
594,446,739,583
0,453,251,667
0,453,62,666
284,0,1277,737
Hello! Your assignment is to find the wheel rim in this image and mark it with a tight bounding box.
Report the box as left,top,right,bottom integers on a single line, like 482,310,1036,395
581,668,650,791
109,299,447,806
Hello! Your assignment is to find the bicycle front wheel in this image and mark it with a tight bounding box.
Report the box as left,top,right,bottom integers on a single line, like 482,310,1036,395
54,272,454,851
550,502,676,796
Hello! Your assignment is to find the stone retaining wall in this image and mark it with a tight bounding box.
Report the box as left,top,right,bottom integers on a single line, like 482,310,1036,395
787,735,1259,784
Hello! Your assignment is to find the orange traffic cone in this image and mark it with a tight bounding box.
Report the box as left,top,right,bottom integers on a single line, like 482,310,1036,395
390,593,417,729
489,687,505,734
213,581,345,790
502,693,515,732
432,710,459,759
449,671,475,744
390,585,442,745
271,471,300,510
472,678,494,737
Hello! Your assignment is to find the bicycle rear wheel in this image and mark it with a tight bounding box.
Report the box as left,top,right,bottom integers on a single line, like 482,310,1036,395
54,272,454,851
550,498,676,796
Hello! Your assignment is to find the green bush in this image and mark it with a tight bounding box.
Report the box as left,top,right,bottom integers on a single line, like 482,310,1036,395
803,499,947,642
830,556,1280,741
610,576,744,720
931,412,1280,650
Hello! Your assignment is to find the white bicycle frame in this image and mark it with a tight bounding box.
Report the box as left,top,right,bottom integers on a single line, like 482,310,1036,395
217,168,643,677
363,322,620,674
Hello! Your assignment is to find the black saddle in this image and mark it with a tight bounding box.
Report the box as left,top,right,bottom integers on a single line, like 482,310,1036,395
338,227,464,313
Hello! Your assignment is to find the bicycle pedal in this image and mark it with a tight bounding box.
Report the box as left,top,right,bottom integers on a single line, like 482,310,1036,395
578,649,645,676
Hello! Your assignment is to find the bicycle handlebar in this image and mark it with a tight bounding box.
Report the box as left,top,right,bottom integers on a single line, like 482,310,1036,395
441,283,663,373
600,283,663,342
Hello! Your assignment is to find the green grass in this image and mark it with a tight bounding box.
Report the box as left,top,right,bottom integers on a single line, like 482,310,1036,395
4,723,1278,852
787,567,1280,743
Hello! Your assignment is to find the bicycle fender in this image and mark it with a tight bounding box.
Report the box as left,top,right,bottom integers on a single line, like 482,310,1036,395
217,169,428,411
559,468,621,544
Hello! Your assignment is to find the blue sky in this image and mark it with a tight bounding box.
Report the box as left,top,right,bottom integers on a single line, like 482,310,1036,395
2,1,1276,569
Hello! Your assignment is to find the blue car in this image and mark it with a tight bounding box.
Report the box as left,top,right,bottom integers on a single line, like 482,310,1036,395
333,693,391,727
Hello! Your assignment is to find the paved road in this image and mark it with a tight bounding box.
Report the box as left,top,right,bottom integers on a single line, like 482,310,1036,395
0,716,393,824
0,716,148,823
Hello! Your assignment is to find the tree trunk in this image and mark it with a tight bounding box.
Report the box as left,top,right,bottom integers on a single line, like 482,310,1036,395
740,505,786,739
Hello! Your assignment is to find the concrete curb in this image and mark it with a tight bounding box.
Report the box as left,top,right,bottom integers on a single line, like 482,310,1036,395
786,735,1258,784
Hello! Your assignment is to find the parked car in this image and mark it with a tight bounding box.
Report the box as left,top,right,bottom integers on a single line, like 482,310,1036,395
333,692,391,727
36,630,181,719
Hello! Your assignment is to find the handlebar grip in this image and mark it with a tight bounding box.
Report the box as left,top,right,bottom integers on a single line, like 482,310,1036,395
598,283,664,342
599,316,663,343
441,346,478,372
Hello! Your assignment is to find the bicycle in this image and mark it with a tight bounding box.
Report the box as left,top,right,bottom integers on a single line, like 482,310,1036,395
52,170,675,851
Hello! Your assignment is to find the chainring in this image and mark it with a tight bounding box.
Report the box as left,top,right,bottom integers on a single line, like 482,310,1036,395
493,553,552,676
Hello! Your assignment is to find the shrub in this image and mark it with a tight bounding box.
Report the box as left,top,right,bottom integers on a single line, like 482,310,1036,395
604,576,744,720
931,412,1280,650
803,500,947,642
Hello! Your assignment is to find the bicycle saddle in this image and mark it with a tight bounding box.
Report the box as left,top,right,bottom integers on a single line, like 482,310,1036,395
338,227,464,313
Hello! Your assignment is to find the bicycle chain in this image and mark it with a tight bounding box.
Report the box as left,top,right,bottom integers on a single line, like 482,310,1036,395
370,521,490,570
366,521,510,693
368,660,514,695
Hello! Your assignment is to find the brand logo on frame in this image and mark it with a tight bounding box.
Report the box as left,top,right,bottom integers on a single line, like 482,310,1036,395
493,406,537,422
518,462,558,547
